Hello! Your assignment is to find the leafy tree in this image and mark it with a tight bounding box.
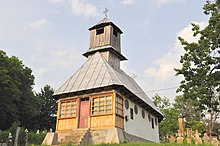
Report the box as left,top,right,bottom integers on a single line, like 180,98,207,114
152,95,178,137
0,50,38,130
152,94,170,109
35,85,57,131
173,96,205,133
175,0,220,135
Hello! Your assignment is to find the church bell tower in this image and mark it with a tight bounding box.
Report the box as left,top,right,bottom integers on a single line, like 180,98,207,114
83,17,127,70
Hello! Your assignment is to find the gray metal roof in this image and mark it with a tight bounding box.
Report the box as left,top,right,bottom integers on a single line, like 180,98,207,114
54,52,162,115
89,18,123,33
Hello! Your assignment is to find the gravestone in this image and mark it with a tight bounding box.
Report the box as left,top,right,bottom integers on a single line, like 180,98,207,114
194,130,202,145
14,127,21,146
178,114,184,136
186,128,193,144
36,130,40,134
169,135,176,143
202,132,210,144
165,133,169,143
176,130,184,144
210,137,219,146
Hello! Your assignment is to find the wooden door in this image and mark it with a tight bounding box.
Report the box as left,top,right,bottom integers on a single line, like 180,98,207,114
78,98,90,128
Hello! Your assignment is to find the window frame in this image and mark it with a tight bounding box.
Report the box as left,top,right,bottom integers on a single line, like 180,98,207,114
96,28,104,35
130,108,134,120
91,93,113,116
59,99,77,119
115,94,124,117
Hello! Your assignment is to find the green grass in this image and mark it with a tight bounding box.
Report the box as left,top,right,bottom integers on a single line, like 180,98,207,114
93,143,211,146
59,142,212,146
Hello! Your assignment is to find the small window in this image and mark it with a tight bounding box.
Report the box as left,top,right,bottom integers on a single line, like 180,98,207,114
125,99,129,110
91,95,112,115
96,28,104,35
151,118,154,129
148,113,151,122
134,105,138,114
60,100,77,118
130,108,134,120
155,118,158,126
113,29,118,37
142,109,145,119
116,95,123,116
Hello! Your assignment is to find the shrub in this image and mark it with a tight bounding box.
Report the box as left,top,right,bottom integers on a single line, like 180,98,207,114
0,130,10,143
28,132,46,145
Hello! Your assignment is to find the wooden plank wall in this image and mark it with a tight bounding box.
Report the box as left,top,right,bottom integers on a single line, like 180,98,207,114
90,115,114,128
115,115,124,129
110,26,121,52
90,26,111,49
57,118,77,131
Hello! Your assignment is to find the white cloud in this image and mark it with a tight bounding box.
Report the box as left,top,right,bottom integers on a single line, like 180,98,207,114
31,45,84,91
144,21,207,88
48,0,65,3
121,0,135,5
31,46,82,76
70,0,98,17
156,0,187,6
25,19,49,31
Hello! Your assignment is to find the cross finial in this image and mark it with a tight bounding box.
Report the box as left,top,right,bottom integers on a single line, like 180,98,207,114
103,8,109,18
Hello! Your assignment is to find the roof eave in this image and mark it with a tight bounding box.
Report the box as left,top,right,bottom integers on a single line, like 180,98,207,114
83,47,127,61
89,22,123,34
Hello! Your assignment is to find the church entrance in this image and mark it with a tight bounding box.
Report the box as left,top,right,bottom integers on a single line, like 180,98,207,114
78,97,90,128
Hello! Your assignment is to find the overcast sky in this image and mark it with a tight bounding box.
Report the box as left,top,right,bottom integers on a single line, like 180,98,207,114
0,0,209,101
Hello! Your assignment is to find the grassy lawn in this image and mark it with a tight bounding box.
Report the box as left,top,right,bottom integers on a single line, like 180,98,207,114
94,143,211,146
60,142,212,146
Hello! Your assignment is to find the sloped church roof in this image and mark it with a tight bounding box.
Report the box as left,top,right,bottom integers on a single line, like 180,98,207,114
53,18,163,118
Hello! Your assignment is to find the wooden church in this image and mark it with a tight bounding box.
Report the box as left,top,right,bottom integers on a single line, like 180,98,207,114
43,17,163,145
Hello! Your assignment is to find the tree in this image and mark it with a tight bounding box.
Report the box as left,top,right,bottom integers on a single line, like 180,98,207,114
173,96,205,132
35,85,57,131
152,94,170,109
175,0,220,134
153,94,206,138
0,50,38,130
152,94,178,137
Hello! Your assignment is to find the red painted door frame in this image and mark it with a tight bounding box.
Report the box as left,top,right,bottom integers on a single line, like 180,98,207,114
78,97,90,128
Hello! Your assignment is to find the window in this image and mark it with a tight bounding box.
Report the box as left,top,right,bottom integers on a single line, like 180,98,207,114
96,28,104,35
130,108,134,120
155,118,158,126
113,29,118,37
91,95,112,115
116,95,123,116
125,99,129,110
148,113,151,122
134,105,138,114
142,109,145,119
60,100,76,118
151,118,155,129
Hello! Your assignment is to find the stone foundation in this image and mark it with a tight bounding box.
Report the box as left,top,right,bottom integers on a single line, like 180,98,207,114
42,128,154,145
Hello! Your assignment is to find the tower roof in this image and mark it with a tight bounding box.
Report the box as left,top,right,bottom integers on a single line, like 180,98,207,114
89,17,123,34
53,52,163,119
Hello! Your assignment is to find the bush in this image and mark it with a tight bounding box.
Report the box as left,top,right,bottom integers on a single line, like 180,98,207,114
0,130,10,143
28,132,46,145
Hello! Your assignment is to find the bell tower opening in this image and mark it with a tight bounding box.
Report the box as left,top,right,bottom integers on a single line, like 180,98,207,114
83,17,127,70
96,28,104,35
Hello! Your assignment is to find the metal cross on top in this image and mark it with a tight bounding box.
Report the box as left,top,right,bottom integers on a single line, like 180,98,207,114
103,8,109,18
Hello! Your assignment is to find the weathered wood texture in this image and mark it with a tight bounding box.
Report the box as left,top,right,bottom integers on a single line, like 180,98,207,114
89,25,121,53
90,115,114,128
110,26,121,53
56,90,125,131
57,118,77,131
115,115,124,129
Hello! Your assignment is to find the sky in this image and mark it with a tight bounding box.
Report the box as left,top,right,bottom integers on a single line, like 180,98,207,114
0,0,209,101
